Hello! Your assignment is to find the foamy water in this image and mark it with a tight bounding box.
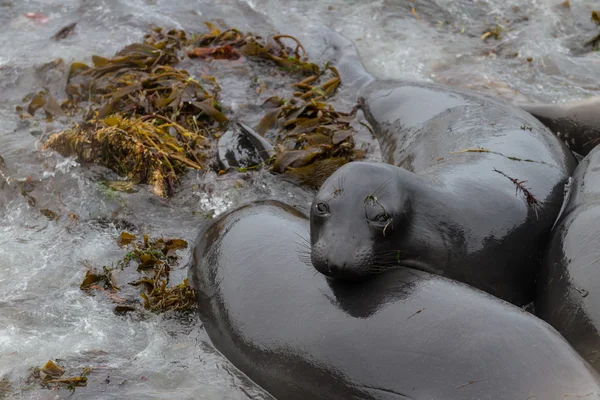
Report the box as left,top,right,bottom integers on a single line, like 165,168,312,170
1,0,599,398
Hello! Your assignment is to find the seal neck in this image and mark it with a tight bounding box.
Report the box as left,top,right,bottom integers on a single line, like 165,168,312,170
394,167,462,275
337,55,376,95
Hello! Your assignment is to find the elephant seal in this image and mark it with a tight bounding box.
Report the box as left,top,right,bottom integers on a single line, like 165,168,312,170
537,144,600,372
518,96,600,157
189,200,600,400
309,31,578,306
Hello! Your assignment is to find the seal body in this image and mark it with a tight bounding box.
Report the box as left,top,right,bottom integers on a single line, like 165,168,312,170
518,97,600,156
537,145,600,372
189,200,600,400
310,31,578,306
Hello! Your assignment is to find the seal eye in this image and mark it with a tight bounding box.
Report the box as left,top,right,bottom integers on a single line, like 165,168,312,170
315,202,329,216
374,213,389,223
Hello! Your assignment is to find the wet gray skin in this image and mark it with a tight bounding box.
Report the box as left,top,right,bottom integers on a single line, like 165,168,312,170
537,144,600,373
310,31,578,306
217,122,275,171
189,200,600,400
1,0,599,397
518,96,600,157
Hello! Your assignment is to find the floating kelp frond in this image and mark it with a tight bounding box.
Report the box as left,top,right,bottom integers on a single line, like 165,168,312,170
187,22,319,75
80,231,195,314
290,66,341,101
284,157,350,188
27,360,89,393
121,234,194,313
481,24,505,41
16,89,66,120
80,265,119,293
116,233,188,270
255,74,363,188
131,272,196,312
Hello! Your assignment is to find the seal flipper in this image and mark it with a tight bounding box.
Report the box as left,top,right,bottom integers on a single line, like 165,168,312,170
518,97,600,156
237,122,275,161
552,176,573,231
217,122,275,170
321,29,375,93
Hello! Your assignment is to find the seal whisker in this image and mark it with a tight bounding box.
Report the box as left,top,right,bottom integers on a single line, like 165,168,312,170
295,241,311,250
372,249,404,255
297,252,314,268
372,249,404,263
337,171,346,195
296,248,312,258
294,232,311,244
367,263,398,274
340,172,347,191
372,178,393,199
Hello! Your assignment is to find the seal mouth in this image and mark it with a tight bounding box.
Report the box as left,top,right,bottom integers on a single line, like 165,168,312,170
323,271,371,281
313,260,373,281
395,258,443,276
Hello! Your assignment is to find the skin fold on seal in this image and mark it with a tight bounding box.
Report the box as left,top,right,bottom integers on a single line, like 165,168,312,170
189,200,600,400
537,144,600,372
518,96,600,157
309,31,578,306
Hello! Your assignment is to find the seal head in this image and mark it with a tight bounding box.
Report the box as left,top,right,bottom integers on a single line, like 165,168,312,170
310,162,412,279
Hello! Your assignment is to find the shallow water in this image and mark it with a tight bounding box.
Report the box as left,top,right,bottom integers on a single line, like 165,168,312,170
0,0,599,398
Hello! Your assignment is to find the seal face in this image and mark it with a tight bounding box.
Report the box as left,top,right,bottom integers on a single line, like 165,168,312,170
309,31,578,306
189,200,600,400
537,145,600,372
310,162,411,279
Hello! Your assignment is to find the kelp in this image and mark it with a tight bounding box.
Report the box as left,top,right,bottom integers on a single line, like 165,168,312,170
52,22,77,41
0,376,11,398
40,208,59,220
17,89,66,121
481,24,505,41
186,23,361,187
131,271,196,312
254,66,363,188
587,11,600,50
80,264,119,293
27,360,89,392
40,27,224,197
187,22,319,75
23,23,361,194
80,231,195,314
44,114,208,197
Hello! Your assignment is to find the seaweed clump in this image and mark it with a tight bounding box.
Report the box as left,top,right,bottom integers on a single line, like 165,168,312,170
256,79,362,188
41,28,224,197
187,22,320,75
26,360,89,393
21,23,362,194
185,23,363,187
80,231,195,314
0,376,11,398
587,11,600,50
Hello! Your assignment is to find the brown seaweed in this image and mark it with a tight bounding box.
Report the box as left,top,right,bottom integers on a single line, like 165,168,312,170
255,72,363,187
27,360,89,392
80,231,195,314
23,23,362,194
